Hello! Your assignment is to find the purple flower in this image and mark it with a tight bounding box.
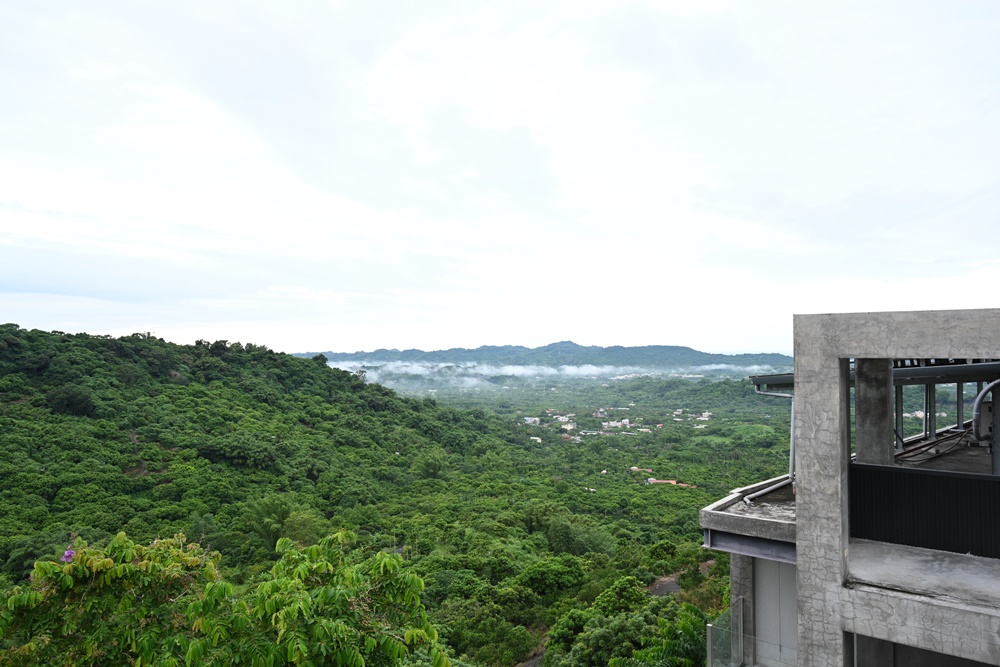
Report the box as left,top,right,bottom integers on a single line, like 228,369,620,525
61,549,75,563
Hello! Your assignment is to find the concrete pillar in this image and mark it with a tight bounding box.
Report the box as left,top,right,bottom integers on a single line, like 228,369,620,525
855,359,894,465
793,314,850,667
855,635,894,666
729,553,755,666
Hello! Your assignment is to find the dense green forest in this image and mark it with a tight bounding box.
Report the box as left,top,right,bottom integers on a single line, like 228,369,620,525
0,325,791,666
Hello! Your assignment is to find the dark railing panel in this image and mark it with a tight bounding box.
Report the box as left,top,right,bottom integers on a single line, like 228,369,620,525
850,463,1000,559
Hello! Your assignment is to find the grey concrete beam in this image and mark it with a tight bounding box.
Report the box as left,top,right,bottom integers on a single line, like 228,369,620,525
703,529,796,563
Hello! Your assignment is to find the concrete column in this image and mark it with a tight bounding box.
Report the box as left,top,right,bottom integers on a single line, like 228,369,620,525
794,313,850,667
729,553,755,666
855,359,894,465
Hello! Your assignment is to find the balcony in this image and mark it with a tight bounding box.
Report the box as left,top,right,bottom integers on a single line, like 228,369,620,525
701,475,796,563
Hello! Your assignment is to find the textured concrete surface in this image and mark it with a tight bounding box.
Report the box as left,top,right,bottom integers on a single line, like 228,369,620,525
842,586,1000,665
700,474,796,543
722,483,796,522
848,539,1000,610
855,358,894,465
700,508,796,544
793,320,848,667
794,310,1000,667
730,553,755,666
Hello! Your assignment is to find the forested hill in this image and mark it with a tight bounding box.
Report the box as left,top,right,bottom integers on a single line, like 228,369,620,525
0,324,788,666
0,323,524,578
303,341,792,369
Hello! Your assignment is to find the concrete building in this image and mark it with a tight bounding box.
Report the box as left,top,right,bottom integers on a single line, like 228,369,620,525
700,310,1000,666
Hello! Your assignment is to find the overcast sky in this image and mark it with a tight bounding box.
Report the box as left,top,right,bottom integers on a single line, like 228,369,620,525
2,1,998,355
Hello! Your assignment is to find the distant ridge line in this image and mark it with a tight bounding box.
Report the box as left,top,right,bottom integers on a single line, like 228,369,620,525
297,341,792,368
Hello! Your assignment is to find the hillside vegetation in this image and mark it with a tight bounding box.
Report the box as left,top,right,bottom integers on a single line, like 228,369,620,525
0,324,789,666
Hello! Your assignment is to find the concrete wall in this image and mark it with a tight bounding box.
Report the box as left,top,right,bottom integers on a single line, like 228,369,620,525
793,310,1000,667
842,586,1000,665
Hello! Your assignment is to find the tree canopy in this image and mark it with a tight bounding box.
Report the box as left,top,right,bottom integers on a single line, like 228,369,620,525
1,531,448,667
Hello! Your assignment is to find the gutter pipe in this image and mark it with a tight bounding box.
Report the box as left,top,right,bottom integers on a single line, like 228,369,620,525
971,379,1000,443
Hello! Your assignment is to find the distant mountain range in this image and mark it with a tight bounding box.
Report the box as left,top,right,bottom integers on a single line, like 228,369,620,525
300,341,792,370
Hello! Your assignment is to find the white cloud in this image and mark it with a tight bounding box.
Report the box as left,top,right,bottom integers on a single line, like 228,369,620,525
0,1,998,354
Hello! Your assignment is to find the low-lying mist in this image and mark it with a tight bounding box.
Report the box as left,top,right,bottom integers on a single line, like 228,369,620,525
329,360,784,390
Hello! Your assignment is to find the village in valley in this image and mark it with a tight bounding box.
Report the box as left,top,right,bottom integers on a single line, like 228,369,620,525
521,403,711,489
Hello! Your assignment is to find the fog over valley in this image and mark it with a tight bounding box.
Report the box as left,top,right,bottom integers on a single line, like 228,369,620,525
331,360,657,382
331,360,787,390
312,341,792,393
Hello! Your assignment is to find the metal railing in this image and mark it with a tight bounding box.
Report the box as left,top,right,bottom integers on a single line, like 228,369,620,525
706,596,798,666
706,596,742,667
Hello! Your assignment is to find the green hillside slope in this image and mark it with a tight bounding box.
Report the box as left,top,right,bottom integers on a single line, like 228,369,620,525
0,324,788,666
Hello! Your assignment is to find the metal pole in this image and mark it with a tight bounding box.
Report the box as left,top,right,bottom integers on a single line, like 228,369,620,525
895,385,904,448
923,385,930,439
928,383,937,438
753,387,794,481
957,382,965,428
737,597,744,665
786,401,795,479
706,623,714,667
